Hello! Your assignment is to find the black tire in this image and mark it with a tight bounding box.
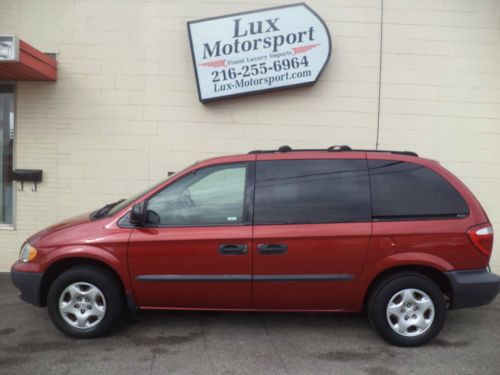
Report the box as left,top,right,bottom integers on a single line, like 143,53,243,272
47,265,124,338
367,272,446,347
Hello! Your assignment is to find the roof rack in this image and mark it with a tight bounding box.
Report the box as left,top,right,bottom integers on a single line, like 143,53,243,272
248,145,418,157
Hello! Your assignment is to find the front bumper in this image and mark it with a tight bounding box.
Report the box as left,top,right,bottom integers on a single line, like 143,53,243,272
445,268,500,309
10,268,43,306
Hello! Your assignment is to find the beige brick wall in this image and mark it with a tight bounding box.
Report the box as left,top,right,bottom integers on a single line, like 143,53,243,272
378,0,500,273
0,0,499,273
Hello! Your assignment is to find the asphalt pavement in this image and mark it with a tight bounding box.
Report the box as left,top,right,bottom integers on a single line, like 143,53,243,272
1,273,499,374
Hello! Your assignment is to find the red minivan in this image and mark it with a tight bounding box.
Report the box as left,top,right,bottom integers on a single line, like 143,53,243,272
11,146,499,346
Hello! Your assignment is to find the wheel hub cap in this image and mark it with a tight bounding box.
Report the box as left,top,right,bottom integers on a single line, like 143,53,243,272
386,288,435,337
58,282,106,329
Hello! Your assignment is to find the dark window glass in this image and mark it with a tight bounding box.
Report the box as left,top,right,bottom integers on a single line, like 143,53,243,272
254,159,371,224
146,163,247,226
0,84,14,226
368,160,469,219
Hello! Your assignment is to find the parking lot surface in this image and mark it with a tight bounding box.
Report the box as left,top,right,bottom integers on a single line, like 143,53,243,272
1,273,499,374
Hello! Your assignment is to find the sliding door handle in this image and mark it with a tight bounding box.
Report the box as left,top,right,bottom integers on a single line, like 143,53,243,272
257,244,288,255
218,244,248,255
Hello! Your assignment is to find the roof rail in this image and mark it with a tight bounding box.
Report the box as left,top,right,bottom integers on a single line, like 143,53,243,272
248,145,418,157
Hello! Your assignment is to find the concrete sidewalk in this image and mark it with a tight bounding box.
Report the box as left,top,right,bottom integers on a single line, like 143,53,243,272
0,273,499,374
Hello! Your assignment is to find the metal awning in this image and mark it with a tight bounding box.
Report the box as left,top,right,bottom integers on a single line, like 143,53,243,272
0,36,57,81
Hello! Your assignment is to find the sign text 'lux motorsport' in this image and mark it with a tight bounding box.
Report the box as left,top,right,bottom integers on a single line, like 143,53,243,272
188,3,332,102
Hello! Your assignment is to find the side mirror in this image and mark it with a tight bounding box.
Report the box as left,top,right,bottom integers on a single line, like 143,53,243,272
130,202,146,226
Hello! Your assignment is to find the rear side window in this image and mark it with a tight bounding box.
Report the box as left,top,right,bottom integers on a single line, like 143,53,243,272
254,159,371,224
368,160,469,220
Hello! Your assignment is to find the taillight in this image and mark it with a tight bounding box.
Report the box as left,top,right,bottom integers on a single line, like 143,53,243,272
467,224,494,256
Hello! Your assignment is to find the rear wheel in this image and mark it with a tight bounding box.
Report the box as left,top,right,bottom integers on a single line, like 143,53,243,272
47,266,124,338
368,272,446,347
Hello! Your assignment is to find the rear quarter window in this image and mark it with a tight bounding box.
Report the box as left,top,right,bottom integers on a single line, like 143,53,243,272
368,160,469,220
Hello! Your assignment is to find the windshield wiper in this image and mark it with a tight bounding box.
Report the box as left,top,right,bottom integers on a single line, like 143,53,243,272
91,199,125,219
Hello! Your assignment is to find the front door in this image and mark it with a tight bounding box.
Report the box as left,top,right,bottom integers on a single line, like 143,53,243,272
128,161,254,309
252,155,372,310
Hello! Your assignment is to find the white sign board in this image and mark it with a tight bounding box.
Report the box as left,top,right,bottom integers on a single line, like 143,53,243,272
188,3,331,102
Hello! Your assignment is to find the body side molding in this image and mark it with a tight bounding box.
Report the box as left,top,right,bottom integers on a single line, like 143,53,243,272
136,274,354,282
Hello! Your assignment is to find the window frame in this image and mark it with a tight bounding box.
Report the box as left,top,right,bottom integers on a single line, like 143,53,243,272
134,161,255,228
0,82,15,230
367,159,470,222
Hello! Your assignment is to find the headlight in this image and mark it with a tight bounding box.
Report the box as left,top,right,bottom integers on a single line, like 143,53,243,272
19,242,37,263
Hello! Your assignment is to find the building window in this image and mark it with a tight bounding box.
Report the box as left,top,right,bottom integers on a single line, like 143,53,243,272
0,83,14,226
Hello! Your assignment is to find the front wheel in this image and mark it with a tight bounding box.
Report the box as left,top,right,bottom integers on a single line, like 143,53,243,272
47,266,124,338
368,272,446,347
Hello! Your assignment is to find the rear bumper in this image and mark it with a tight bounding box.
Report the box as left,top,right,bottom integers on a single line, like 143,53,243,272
10,268,43,306
445,268,500,309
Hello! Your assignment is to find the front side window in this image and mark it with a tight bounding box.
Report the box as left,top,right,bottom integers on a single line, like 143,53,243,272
368,160,469,219
254,159,371,224
0,84,14,226
146,163,247,226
